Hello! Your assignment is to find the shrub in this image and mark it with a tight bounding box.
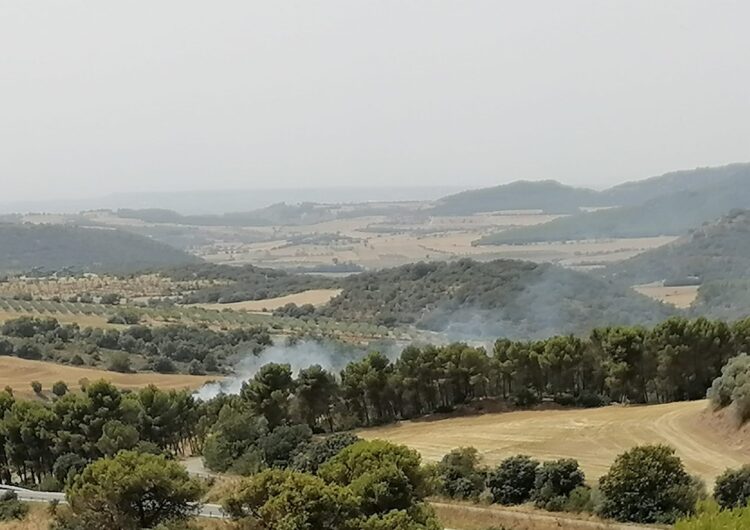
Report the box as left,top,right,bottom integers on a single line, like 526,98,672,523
565,486,596,513
52,381,69,397
0,491,29,521
714,465,750,510
108,352,132,373
512,387,540,407
599,445,702,524
533,458,586,511
486,455,539,505
31,380,43,395
435,447,486,501
152,356,177,374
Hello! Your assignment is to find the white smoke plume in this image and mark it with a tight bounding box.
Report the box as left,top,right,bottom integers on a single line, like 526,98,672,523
195,339,402,400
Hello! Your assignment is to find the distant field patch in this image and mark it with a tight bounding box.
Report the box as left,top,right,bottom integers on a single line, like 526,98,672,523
193,288,342,312
359,400,748,485
0,357,217,398
633,283,700,308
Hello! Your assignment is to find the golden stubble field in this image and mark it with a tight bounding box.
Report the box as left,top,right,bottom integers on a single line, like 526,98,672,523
0,357,217,398
360,400,748,485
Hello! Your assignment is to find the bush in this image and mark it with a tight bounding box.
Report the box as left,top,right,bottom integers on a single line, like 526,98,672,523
714,465,750,510
0,491,29,521
576,392,610,408
52,381,69,397
565,486,596,513
108,352,132,373
435,447,486,501
486,455,539,505
512,387,540,407
533,459,586,511
152,356,177,374
31,380,43,395
599,445,702,524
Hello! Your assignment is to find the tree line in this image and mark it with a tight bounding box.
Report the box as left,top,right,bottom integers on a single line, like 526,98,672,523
0,316,271,375
215,316,749,435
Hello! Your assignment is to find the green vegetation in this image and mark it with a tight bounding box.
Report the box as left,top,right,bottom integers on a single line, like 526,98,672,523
713,465,750,510
64,451,203,529
486,455,539,505
606,209,750,285
598,445,704,524
675,502,750,530
223,440,441,529
166,262,333,304
709,352,750,422
318,259,674,337
0,315,271,374
0,490,28,522
433,447,486,501
0,223,198,274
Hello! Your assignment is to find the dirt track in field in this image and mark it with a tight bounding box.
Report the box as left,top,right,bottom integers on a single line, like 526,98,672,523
360,400,749,484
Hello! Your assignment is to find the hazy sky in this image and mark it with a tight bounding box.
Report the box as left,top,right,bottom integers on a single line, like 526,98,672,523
1,1,749,202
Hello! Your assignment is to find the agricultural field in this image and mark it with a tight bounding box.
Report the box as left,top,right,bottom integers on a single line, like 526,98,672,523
195,213,675,271
633,283,700,308
0,273,219,302
0,356,217,399
360,400,748,485
192,288,342,312
432,501,652,530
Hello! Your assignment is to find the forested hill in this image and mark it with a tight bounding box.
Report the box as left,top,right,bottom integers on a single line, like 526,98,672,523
477,166,750,244
315,259,675,338
430,180,603,215
0,223,199,274
605,209,750,286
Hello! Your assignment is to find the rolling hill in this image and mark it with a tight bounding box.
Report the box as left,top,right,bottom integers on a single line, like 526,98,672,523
317,258,675,338
430,180,604,215
477,164,750,245
605,209,750,285
0,223,199,274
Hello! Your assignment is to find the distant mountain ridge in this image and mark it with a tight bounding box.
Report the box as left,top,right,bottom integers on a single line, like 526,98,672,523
430,180,604,215
0,223,199,274
476,163,750,244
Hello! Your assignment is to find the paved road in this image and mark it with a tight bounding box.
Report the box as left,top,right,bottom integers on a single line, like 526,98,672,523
0,484,226,519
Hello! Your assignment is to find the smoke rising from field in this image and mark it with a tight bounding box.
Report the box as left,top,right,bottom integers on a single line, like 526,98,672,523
195,339,401,400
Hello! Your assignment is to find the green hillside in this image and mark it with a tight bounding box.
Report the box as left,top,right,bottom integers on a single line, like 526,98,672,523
0,223,199,274
605,210,750,285
316,259,675,338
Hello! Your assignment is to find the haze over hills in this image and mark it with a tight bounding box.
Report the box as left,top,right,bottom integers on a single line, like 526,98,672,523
0,223,198,274
477,163,750,244
315,259,676,339
605,209,750,286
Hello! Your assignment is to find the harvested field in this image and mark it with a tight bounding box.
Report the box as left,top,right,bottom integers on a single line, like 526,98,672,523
0,357,217,398
193,288,342,312
633,283,700,308
360,400,748,485
433,501,657,530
